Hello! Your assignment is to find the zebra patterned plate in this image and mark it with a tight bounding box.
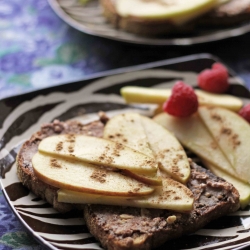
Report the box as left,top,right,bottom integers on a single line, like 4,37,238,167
1,54,250,250
47,0,250,45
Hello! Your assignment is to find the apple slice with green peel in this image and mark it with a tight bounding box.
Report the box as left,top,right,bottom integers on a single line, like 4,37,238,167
198,106,250,182
38,134,157,175
153,112,237,178
32,152,154,196
202,160,250,209
58,176,194,211
121,86,243,112
140,115,190,184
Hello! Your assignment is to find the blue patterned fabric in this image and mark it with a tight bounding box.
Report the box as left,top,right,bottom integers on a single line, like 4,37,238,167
0,191,45,249
0,0,91,249
0,0,107,100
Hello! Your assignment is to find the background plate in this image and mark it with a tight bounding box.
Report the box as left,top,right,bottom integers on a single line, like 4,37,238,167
47,0,250,46
1,54,250,250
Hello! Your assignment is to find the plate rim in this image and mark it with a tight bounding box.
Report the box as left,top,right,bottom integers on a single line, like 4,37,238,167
47,0,250,46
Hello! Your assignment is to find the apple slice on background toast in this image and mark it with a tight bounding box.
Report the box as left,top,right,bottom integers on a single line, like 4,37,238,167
38,134,157,175
198,106,250,183
32,152,154,196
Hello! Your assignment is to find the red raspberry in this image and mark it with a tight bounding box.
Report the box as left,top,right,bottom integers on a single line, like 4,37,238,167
197,62,229,93
239,104,250,123
163,81,198,117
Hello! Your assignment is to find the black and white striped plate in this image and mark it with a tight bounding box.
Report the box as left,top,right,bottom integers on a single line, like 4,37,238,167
1,54,250,250
47,0,250,45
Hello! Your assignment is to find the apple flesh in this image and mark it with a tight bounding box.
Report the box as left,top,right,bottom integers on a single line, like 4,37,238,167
198,106,250,183
38,134,157,175
58,174,194,211
141,115,190,184
103,112,161,185
121,86,243,112
104,112,190,184
32,152,154,196
153,112,239,179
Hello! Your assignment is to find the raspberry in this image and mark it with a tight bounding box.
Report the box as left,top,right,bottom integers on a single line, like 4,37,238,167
163,81,198,117
197,62,229,93
239,104,250,123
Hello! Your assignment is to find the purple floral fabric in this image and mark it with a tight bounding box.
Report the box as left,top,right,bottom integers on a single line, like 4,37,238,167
0,0,100,249
0,0,107,100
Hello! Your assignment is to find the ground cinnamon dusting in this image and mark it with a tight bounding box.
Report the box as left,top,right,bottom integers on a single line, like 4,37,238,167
56,141,63,151
90,170,107,183
50,158,61,168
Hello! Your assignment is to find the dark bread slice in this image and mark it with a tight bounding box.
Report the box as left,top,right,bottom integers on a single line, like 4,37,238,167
199,0,250,26
100,0,195,36
84,161,240,250
17,119,104,213
17,117,240,250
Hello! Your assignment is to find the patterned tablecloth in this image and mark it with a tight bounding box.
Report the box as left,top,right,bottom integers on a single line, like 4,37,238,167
0,0,102,249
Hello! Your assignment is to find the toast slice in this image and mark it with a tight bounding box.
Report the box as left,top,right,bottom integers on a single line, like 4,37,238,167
17,117,240,249
199,0,250,26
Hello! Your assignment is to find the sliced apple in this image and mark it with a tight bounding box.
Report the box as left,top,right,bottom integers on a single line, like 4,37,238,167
198,106,250,182
32,152,154,196
104,112,155,158
121,86,243,112
58,176,194,211
121,86,171,105
153,112,237,178
103,112,161,185
104,112,190,184
38,134,157,175
202,160,250,209
140,115,190,183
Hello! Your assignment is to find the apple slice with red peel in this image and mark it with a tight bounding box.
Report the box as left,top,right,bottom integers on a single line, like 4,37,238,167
32,152,154,196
